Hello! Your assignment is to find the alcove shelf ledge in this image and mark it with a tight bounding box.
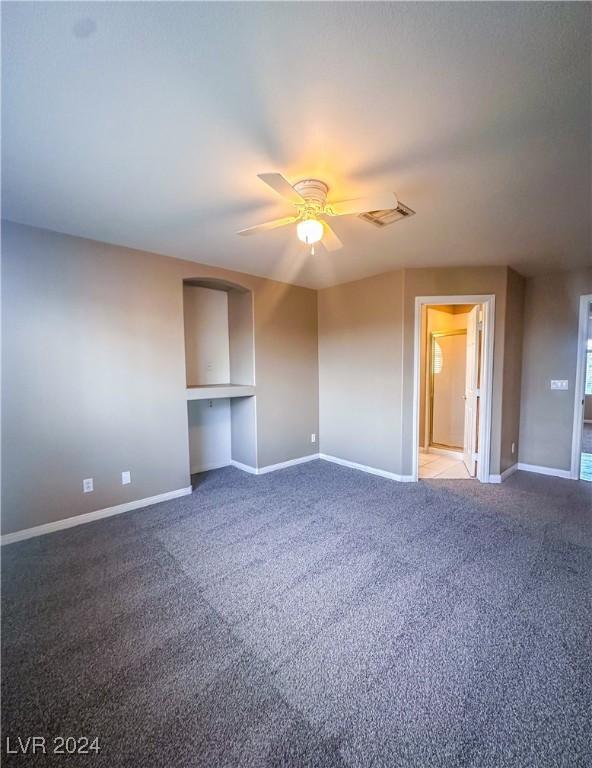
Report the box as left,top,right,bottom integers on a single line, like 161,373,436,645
186,384,256,401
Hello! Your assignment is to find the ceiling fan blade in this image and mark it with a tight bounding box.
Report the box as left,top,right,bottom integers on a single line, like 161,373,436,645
237,216,298,236
257,173,305,204
321,221,343,252
327,192,397,216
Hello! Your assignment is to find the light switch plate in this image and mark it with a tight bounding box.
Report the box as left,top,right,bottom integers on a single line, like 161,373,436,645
550,380,568,390
121,470,131,485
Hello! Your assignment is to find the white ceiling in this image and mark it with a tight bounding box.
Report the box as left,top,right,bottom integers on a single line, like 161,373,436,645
2,2,590,289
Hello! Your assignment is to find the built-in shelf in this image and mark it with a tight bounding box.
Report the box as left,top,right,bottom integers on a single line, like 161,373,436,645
184,280,257,470
186,384,256,401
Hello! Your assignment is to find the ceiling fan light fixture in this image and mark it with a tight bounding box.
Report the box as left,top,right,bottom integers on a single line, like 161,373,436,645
296,218,323,245
239,172,406,253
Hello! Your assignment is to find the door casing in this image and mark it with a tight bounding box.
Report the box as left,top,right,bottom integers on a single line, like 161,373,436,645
412,295,495,483
570,294,592,479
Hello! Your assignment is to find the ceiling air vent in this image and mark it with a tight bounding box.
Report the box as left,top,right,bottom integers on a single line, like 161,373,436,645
359,201,415,228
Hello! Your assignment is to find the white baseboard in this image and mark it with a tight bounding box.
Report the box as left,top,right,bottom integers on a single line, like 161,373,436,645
516,462,573,479
319,453,414,482
230,460,258,474
231,454,319,475
489,463,519,483
257,454,319,474
1,486,193,546
191,460,230,474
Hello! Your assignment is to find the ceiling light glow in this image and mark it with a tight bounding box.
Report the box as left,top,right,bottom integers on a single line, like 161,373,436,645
297,218,323,245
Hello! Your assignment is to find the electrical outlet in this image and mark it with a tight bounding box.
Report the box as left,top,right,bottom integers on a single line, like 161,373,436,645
511,442,516,455
121,470,131,485
311,433,316,444
83,478,93,493
550,379,568,390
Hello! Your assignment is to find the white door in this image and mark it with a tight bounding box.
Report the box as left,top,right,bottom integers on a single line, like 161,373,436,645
463,306,480,476
431,333,467,449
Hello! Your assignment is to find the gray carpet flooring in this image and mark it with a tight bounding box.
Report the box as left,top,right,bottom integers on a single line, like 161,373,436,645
2,461,591,767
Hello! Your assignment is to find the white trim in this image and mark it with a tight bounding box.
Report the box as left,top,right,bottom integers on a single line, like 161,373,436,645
412,295,495,484
319,453,415,482
502,463,519,481
517,462,572,479
250,291,259,469
191,461,230,474
257,454,319,474
1,486,193,546
230,459,258,474
488,463,518,483
231,454,319,475
186,384,255,401
426,446,464,461
570,294,592,479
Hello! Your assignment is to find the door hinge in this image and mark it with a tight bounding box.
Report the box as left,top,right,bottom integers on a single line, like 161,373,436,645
472,452,479,462
475,388,481,397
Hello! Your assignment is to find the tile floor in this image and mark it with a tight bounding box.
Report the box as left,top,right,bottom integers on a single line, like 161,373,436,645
580,424,592,482
580,452,592,482
419,448,472,479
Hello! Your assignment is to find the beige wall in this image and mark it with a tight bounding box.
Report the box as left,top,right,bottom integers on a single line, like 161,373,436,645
253,280,319,468
183,285,230,386
1,222,319,534
400,267,510,476
3,218,587,536
319,266,518,477
188,399,231,473
519,268,592,471
318,266,515,476
318,265,589,477
318,271,404,473
228,289,255,385
500,269,525,472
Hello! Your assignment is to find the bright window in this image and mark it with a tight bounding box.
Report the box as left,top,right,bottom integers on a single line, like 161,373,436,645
586,339,592,396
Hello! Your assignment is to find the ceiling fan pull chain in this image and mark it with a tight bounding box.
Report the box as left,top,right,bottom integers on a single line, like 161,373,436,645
303,230,314,254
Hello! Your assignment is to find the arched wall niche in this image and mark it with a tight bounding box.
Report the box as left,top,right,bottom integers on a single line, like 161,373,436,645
182,277,257,474
182,277,254,387
184,276,250,294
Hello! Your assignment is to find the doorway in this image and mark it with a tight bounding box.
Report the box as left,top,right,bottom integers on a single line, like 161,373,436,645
571,295,592,481
412,295,495,483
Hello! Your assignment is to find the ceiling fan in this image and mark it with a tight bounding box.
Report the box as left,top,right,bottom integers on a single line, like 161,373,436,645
237,173,398,253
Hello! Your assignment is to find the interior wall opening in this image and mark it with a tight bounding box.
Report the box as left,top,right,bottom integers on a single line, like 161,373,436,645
577,299,592,481
418,303,483,480
182,279,257,479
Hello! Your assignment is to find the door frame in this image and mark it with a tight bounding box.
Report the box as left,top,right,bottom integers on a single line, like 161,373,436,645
412,294,496,483
570,294,592,479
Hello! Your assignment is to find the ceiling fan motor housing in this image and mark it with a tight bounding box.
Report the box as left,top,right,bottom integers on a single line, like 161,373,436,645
294,179,329,208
